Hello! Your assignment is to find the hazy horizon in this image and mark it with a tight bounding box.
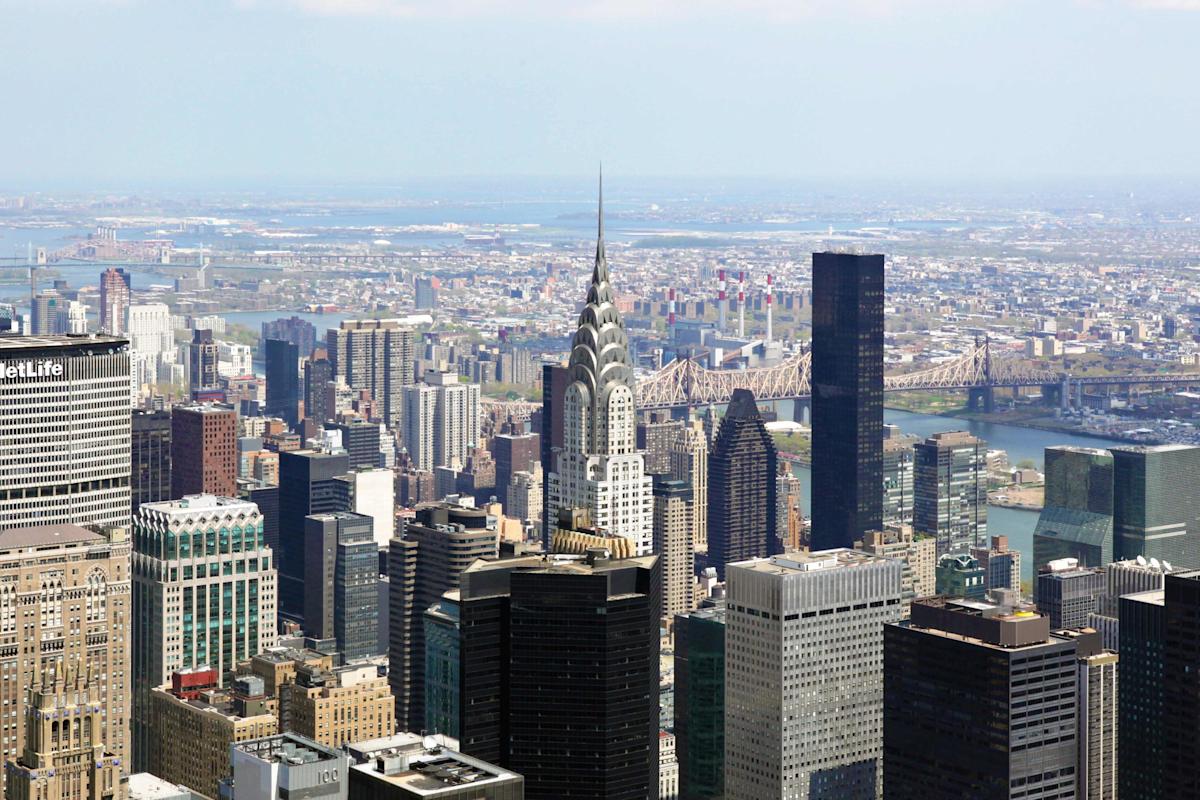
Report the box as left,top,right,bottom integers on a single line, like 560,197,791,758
4,1,1200,188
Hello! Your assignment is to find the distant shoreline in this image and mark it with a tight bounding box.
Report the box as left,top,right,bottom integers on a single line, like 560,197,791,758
884,405,1165,447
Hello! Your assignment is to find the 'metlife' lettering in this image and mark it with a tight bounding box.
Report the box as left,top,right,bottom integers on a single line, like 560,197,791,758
1,360,64,379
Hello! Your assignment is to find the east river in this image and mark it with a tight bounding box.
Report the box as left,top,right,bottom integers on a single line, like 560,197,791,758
792,409,1129,582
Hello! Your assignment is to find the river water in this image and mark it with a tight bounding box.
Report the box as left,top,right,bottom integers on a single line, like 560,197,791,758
791,409,1128,581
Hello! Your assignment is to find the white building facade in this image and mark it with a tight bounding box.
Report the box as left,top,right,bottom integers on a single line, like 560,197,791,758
0,334,132,531
547,187,653,554
401,371,480,472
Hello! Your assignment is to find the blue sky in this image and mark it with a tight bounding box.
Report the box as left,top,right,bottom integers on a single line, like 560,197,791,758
1,0,1198,187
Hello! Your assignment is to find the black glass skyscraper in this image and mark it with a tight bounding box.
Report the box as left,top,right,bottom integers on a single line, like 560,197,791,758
264,338,300,429
304,355,333,424
1164,570,1200,797
1119,589,1166,800
331,418,382,469
278,449,350,623
539,363,569,548
131,409,171,514
811,251,884,550
707,388,778,579
458,552,660,800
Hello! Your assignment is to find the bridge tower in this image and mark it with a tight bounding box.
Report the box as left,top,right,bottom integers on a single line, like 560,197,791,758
967,335,994,412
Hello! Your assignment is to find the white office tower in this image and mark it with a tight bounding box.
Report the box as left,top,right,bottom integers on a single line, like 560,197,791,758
218,340,253,378
725,550,902,800
547,178,654,555
0,335,132,531
335,467,395,548
401,371,480,471
127,302,173,386
54,299,88,334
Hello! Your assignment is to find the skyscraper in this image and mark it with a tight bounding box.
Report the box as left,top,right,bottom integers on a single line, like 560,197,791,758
303,512,380,661
776,467,803,552
327,318,416,433
652,476,694,628
669,413,708,554
131,409,171,515
187,328,219,393
493,431,539,509
170,403,237,498
725,551,901,799
6,670,125,800
131,494,277,768
539,363,569,547
0,335,132,531
884,598,1080,800
1059,629,1119,800
706,388,777,579
546,181,654,555
388,503,498,732
128,303,173,386
1035,558,1105,629
882,425,916,527
98,267,130,335
913,431,988,555
401,371,480,471
458,551,660,800
1163,570,1200,797
971,534,1021,594
29,291,59,335
261,316,316,357
810,251,884,550
331,418,383,469
1033,445,1115,570
264,338,300,429
673,606,725,800
0,525,130,795
414,275,440,310
423,595,461,739
638,413,684,475
332,467,394,548
1112,444,1200,567
277,449,351,622
1119,589,1165,800
303,355,333,424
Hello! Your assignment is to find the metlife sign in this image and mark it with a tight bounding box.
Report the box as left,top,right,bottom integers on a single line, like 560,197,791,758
1,359,65,380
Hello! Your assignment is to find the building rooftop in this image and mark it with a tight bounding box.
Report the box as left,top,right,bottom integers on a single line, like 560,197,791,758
126,772,193,800
175,402,235,414
141,494,256,514
347,733,520,796
0,332,128,351
732,548,885,575
1110,443,1198,454
0,524,104,550
907,596,1053,650
1047,445,1112,457
233,734,341,765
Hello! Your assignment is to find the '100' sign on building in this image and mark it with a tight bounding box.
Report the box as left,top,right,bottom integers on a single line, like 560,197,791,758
0,334,132,531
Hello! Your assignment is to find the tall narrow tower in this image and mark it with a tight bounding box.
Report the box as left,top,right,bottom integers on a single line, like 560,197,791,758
810,251,885,550
546,174,654,555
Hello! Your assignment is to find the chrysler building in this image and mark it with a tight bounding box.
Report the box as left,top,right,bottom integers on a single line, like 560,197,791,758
547,176,654,554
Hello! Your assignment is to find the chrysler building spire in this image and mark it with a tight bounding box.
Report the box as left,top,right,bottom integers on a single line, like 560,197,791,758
547,173,654,555
571,169,635,414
